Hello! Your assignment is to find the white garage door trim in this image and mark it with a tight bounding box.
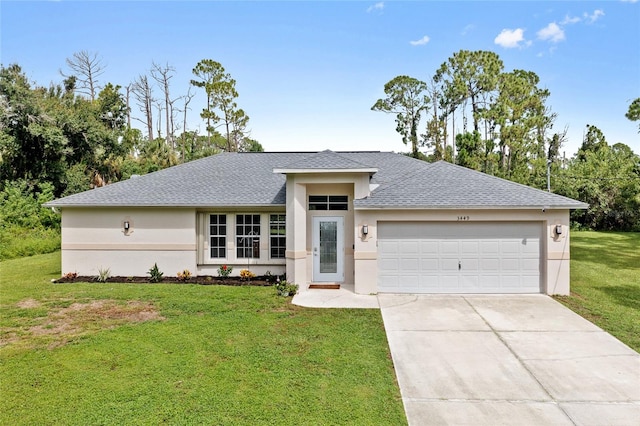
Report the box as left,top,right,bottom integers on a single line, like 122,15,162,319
377,222,542,294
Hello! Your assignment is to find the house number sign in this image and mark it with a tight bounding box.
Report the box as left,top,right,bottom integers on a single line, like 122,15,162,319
457,215,470,221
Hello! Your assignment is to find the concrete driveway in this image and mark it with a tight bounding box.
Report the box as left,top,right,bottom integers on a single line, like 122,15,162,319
379,294,640,426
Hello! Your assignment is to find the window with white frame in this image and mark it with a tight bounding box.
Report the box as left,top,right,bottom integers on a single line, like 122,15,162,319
308,195,348,210
269,214,286,259
209,214,227,258
236,214,260,258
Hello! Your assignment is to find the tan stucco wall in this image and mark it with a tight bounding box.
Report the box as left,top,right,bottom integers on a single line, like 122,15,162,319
353,208,572,295
61,208,197,276
283,172,370,287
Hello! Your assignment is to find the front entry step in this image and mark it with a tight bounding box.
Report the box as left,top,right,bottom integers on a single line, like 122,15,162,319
308,283,341,290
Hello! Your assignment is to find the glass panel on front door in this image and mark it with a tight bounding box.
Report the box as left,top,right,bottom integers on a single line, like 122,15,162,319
319,221,338,273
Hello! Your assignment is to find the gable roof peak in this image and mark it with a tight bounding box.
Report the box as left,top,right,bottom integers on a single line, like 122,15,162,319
274,149,377,173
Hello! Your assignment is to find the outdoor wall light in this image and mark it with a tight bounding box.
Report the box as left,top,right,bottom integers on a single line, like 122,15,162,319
124,221,130,231
555,224,562,236
362,224,368,236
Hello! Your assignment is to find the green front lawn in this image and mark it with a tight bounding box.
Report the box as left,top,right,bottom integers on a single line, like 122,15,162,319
556,231,640,352
0,253,406,425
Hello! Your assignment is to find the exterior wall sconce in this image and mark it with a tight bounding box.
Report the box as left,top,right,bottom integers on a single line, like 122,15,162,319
554,224,562,236
362,224,368,236
124,221,130,231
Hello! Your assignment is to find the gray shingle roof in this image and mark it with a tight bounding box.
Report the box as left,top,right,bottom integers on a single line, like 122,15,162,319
45,152,587,209
276,150,377,171
354,160,588,209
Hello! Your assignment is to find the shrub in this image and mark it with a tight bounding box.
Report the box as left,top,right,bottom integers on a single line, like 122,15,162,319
275,280,299,297
96,267,111,283
177,269,192,282
239,269,256,280
62,272,78,280
0,226,60,260
217,265,232,278
148,263,164,283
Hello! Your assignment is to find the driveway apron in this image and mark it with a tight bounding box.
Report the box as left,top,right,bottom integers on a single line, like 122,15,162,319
378,294,640,426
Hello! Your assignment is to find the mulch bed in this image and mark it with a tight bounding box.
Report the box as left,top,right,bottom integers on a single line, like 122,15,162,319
53,275,277,286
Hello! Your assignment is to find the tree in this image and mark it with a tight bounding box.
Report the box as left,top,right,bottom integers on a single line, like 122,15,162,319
0,64,69,192
434,50,503,135
422,77,448,161
151,62,177,148
578,124,607,161
484,69,552,181
97,83,128,130
371,75,429,158
455,131,482,170
557,141,640,231
626,97,640,133
131,75,154,141
190,59,250,151
61,50,105,101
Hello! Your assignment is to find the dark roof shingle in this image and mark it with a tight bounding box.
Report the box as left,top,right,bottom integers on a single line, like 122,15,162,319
45,152,587,209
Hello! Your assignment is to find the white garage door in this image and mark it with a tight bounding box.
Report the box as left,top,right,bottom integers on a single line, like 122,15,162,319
378,222,541,294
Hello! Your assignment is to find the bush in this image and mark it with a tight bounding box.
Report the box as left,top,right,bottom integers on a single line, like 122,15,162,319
239,269,256,280
148,263,164,283
0,226,60,260
275,280,299,297
96,267,111,283
217,265,232,278
177,269,192,282
0,180,60,229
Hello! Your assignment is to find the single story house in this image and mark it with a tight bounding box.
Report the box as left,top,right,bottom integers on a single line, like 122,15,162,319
45,150,587,295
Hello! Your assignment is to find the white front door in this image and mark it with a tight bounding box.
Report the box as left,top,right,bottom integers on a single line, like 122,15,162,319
312,216,344,282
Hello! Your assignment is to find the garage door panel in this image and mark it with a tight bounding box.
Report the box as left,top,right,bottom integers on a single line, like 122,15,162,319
420,241,439,254
378,222,541,294
461,241,480,255
400,240,419,254
481,241,500,255
420,275,440,288
379,258,399,271
521,239,540,254
441,275,459,288
440,241,459,254
401,258,420,271
521,258,540,271
501,259,521,271
441,258,459,271
461,258,479,272
481,258,500,272
379,241,399,255
420,258,438,271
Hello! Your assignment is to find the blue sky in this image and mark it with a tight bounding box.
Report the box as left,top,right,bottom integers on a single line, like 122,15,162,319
2,1,639,156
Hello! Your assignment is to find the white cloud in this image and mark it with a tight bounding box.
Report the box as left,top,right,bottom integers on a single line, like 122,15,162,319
584,9,605,23
621,0,638,3
461,24,475,36
537,22,565,42
560,14,581,25
366,2,384,13
409,35,430,46
494,28,526,48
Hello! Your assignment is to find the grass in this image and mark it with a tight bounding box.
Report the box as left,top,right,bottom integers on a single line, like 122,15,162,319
555,231,640,352
0,252,406,425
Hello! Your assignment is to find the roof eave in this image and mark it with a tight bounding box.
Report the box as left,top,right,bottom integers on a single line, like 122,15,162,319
354,204,589,210
273,168,378,174
43,203,287,208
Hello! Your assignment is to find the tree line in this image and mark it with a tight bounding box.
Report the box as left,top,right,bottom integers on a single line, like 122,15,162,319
0,54,262,199
1,49,639,242
372,49,640,231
